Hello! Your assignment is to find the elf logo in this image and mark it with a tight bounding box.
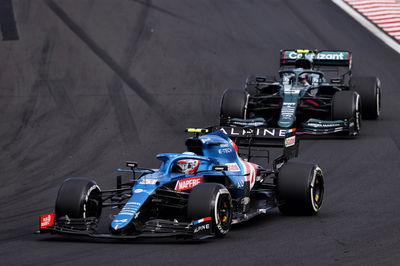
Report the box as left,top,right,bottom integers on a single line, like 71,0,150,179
175,176,204,191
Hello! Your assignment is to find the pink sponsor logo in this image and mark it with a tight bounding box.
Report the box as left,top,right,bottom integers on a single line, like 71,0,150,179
225,163,240,172
285,136,296,147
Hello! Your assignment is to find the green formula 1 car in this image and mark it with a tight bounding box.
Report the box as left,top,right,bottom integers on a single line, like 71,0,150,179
220,49,381,136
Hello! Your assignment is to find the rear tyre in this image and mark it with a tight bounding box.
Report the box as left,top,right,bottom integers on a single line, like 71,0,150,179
220,89,248,120
55,177,102,219
188,183,233,237
351,76,381,119
332,90,361,136
277,162,324,215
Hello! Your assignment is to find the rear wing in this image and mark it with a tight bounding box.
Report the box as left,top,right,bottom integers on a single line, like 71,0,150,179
280,49,352,69
211,126,299,160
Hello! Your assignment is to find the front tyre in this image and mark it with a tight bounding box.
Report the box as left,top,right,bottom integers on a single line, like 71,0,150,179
220,89,248,121
188,183,233,237
277,162,324,215
332,90,361,136
351,76,381,119
55,177,102,219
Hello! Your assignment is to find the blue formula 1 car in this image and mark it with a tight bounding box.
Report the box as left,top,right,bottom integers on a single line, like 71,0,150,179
39,127,324,240
220,49,381,136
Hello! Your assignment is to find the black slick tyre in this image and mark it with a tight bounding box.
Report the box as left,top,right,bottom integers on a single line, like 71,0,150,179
277,162,324,215
332,90,361,136
55,177,102,219
351,76,381,119
245,75,260,95
188,183,233,237
220,89,248,120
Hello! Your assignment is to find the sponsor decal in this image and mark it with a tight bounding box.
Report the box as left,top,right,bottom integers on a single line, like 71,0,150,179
118,202,141,216
139,179,158,185
175,176,204,191
285,136,296,147
283,102,296,106
283,88,301,94
40,213,55,229
134,188,150,194
280,102,297,120
193,217,212,236
194,223,210,233
316,52,345,60
286,51,346,60
225,163,240,172
306,123,341,128
219,127,287,138
218,147,233,154
236,179,245,188
231,121,265,127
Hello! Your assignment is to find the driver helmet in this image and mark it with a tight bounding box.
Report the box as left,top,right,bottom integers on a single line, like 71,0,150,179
282,73,295,85
299,74,310,85
176,159,200,175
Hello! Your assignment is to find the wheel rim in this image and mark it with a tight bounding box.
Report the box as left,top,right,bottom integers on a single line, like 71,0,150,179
217,197,232,228
83,185,102,218
313,177,323,205
355,94,361,133
310,168,324,212
243,93,249,119
376,88,381,117
214,190,232,235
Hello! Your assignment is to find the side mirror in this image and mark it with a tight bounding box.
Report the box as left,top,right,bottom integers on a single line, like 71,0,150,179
330,78,343,84
126,161,138,168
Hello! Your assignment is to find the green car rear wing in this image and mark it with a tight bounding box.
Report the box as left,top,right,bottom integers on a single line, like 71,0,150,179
280,49,352,69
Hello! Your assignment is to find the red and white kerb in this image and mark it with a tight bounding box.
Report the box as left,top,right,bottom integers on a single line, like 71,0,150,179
344,0,400,42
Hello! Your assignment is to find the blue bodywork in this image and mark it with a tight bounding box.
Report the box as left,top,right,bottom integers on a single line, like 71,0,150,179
111,130,255,231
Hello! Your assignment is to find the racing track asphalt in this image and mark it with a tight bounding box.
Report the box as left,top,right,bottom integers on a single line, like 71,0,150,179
0,0,399,265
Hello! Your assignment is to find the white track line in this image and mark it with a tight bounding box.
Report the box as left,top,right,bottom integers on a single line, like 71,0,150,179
331,0,400,54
